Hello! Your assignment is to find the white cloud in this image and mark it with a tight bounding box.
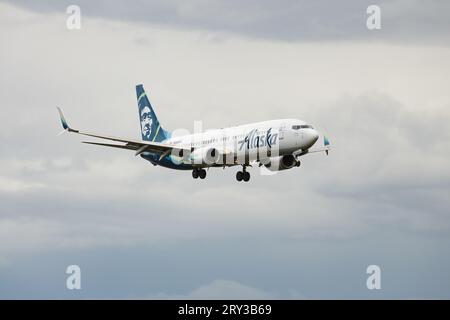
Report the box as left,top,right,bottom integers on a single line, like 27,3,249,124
0,176,45,192
144,279,278,299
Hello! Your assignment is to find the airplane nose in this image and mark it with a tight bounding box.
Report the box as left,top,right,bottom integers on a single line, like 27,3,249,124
309,130,319,145
312,130,319,143
304,129,319,148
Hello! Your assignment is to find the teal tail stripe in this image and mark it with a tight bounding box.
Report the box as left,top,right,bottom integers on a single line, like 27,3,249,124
138,92,146,103
152,124,161,142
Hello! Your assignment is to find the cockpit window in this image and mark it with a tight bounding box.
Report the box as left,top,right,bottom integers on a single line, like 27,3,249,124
292,124,314,130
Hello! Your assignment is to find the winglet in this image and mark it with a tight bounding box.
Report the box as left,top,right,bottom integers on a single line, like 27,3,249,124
56,107,78,133
57,107,69,130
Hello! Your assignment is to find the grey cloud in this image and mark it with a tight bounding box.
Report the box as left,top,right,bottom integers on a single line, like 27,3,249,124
2,0,450,44
304,93,450,234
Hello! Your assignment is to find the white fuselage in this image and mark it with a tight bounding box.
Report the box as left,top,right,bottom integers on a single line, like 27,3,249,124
161,119,319,167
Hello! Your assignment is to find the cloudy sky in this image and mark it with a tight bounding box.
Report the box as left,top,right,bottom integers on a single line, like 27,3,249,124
0,0,449,299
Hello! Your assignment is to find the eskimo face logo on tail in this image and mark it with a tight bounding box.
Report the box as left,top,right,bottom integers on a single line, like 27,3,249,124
238,127,278,151
140,106,153,139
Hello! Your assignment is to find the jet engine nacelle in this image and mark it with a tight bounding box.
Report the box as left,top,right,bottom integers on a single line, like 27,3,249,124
264,155,299,171
189,147,220,165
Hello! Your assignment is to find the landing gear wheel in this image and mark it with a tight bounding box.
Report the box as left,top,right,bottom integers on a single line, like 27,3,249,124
192,169,199,179
199,169,206,179
243,171,250,182
296,160,301,167
236,171,243,181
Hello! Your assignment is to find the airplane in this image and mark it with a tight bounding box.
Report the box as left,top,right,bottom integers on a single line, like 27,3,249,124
57,84,330,182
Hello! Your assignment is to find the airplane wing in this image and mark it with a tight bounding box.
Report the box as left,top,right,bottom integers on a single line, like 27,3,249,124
57,107,190,157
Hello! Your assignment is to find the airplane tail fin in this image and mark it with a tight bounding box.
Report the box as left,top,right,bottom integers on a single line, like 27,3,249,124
136,84,170,142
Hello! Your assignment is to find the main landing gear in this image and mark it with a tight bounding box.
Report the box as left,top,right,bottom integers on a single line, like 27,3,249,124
236,166,250,182
192,168,207,179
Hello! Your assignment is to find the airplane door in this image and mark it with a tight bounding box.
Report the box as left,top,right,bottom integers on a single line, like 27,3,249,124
294,127,301,146
279,124,286,141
